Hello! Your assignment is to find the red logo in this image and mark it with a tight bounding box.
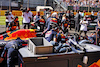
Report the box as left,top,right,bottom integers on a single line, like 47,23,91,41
77,64,82,67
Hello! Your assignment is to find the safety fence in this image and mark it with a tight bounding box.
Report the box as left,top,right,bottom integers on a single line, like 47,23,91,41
0,10,98,16
0,10,44,16
68,6,100,12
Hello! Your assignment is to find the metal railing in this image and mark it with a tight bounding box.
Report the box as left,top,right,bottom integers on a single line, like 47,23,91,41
53,0,67,11
68,6,100,12
53,0,100,12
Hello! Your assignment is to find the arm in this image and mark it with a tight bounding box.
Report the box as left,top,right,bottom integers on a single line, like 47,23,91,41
45,18,49,28
6,16,8,19
97,21,100,27
34,18,40,23
11,14,14,19
6,27,9,31
80,20,83,24
53,37,57,42
53,32,57,42
22,12,25,18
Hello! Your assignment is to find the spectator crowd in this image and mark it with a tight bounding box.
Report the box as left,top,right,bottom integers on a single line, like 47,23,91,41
58,0,100,7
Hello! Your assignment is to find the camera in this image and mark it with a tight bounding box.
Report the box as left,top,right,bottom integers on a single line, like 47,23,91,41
5,11,9,16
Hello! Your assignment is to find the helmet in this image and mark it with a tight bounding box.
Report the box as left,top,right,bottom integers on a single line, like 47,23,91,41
51,12,57,17
50,18,57,25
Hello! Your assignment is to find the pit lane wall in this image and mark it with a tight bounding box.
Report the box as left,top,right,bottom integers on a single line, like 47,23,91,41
18,49,100,67
0,10,44,16
0,10,98,16
18,37,100,67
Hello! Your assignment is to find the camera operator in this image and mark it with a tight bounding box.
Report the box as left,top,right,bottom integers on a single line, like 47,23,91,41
5,11,14,28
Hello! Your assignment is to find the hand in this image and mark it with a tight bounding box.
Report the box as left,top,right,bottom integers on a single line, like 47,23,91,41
28,17,31,19
0,57,4,63
6,28,9,31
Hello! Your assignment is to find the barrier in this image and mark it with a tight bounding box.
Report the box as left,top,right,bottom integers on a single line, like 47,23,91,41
0,10,44,16
0,10,7,16
0,10,98,16
68,6,100,12
12,11,22,16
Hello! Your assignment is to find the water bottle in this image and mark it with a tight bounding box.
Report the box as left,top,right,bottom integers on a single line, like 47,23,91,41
83,56,88,64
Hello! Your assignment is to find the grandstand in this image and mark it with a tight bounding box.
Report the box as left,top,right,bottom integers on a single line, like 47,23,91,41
0,0,53,11
0,0,100,11
53,0,100,11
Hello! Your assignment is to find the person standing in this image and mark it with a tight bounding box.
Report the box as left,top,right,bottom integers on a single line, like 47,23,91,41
45,14,51,29
42,12,59,35
75,10,81,32
61,14,70,36
97,11,100,20
69,10,74,30
0,38,26,67
45,26,58,42
79,17,88,37
33,12,40,29
5,11,14,28
6,16,20,31
22,8,32,29
39,16,45,31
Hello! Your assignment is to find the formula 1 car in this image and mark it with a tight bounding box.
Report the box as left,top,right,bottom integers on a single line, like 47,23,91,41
0,29,37,67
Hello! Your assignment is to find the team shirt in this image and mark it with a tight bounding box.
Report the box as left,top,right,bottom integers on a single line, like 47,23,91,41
6,14,14,22
22,12,32,23
7,21,20,31
45,29,57,42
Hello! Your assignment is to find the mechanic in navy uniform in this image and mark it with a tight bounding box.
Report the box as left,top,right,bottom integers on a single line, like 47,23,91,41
61,14,70,36
42,12,59,35
45,23,62,45
39,16,45,31
45,25,58,42
45,14,51,29
33,12,41,29
6,16,20,31
0,38,26,67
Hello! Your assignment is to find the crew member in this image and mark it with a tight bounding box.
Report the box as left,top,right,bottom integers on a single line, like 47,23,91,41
45,25,58,42
22,8,32,29
5,11,14,27
0,38,26,67
79,17,88,37
75,10,81,32
39,16,45,31
45,23,63,45
45,14,51,29
61,14,70,36
42,12,59,35
6,16,20,31
33,12,40,28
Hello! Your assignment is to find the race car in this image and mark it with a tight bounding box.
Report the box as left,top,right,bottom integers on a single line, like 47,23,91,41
0,29,37,67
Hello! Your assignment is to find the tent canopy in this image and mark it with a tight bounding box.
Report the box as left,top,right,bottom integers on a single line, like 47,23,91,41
36,6,53,12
